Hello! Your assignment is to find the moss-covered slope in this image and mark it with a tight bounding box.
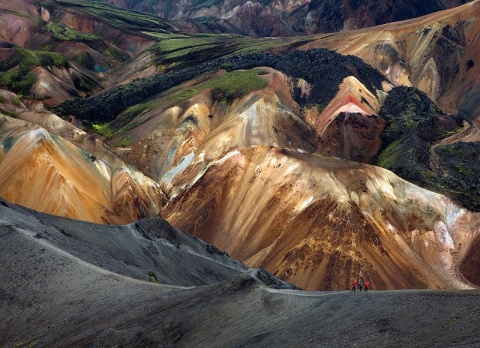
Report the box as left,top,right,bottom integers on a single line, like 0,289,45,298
376,87,480,211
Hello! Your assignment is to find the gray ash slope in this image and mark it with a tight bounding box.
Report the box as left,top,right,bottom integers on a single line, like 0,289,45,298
1,198,480,347
0,198,293,288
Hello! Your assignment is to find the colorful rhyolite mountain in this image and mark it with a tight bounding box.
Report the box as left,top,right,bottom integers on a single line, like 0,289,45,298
0,0,479,291
103,0,472,36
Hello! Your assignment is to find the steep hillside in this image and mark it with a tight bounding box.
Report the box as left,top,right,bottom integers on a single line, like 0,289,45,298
53,46,480,290
300,0,480,210
0,104,165,224
84,55,479,291
0,0,184,106
163,146,480,290
302,0,480,122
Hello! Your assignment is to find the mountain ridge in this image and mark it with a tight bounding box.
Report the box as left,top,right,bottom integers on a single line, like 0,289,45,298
102,0,473,36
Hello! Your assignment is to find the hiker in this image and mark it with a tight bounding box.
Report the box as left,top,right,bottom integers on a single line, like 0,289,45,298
358,279,364,291
351,279,357,292
365,280,370,291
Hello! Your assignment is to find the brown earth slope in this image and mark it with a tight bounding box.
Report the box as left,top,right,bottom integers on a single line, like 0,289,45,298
163,146,480,290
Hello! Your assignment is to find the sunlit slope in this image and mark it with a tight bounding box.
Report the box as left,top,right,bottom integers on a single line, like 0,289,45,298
164,146,480,290
0,115,164,224
302,0,480,124
116,67,319,185
104,58,386,184
98,62,480,291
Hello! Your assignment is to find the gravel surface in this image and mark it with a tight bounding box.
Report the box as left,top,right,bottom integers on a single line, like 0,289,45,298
1,198,480,347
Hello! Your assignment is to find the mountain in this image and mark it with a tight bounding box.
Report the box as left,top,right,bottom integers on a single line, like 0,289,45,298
0,0,184,106
2,197,480,347
163,145,480,290
102,0,473,36
0,90,165,224
300,0,480,210
1,0,480,292
300,0,480,122
54,47,479,290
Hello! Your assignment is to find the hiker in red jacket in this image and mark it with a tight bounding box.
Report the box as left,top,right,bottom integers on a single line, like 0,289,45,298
351,279,357,292
365,280,370,291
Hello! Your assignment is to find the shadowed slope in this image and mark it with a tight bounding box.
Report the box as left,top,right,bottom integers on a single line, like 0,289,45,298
0,197,292,287
102,0,472,36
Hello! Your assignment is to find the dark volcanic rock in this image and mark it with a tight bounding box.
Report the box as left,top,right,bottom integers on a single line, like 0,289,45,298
0,196,296,288
54,48,384,122
376,86,480,211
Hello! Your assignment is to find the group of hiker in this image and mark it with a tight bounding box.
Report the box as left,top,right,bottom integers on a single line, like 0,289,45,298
351,278,370,291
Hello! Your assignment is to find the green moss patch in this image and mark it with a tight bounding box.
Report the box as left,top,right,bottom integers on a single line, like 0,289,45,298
122,100,162,121
118,136,133,147
168,69,269,105
0,108,18,118
91,123,114,138
0,47,68,95
204,69,269,101
375,87,480,211
42,21,101,41
0,66,37,95
14,48,69,68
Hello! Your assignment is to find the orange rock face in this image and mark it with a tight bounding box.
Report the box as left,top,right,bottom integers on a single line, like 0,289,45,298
0,114,165,224
301,0,480,130
163,146,479,290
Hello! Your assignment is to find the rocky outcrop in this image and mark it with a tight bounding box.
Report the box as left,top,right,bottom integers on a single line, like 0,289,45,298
305,76,385,163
